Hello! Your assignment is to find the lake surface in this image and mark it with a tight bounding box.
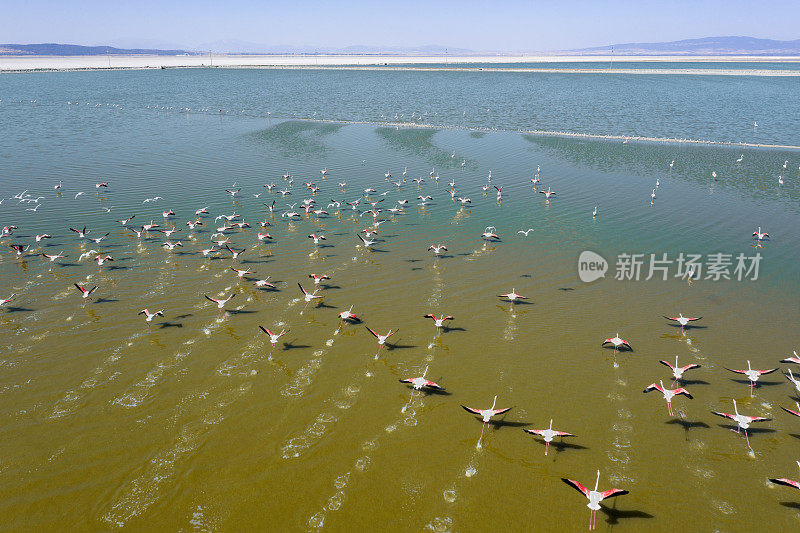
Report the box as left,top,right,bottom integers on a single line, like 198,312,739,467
0,66,799,531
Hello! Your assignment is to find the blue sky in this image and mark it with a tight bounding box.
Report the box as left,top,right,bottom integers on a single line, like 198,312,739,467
5,0,800,51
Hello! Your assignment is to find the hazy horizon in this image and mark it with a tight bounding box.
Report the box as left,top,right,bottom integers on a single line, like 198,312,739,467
6,0,800,53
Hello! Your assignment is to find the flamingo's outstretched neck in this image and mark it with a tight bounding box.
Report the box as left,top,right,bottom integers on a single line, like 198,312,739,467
594,470,600,491
733,399,739,415
491,395,498,410
422,366,429,378
549,419,553,430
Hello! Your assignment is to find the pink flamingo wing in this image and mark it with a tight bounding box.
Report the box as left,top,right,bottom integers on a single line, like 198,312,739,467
600,489,629,500
561,478,590,497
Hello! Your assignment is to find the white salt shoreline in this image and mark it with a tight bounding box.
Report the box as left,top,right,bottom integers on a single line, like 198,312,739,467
2,54,800,75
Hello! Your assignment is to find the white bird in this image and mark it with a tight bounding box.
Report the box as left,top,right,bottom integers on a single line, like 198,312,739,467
517,229,534,236
562,470,629,531
138,308,164,322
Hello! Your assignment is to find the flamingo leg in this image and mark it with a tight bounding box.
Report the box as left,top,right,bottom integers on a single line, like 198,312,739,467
478,422,486,447
668,402,673,416
545,441,549,456
750,381,754,397
745,429,752,451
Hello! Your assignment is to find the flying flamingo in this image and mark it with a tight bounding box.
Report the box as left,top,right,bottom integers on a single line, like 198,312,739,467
254,277,275,288
461,395,512,448
752,227,770,241
724,360,777,396
782,402,800,418
42,252,66,263
711,399,770,451
427,244,447,256
258,326,287,357
365,326,396,359
539,187,556,200
74,283,97,301
423,313,453,333
602,333,632,352
663,314,702,329
498,288,528,303
782,351,800,364
230,267,252,280
298,283,322,312
399,365,444,407
785,368,800,395
338,305,359,323
643,380,693,416
659,356,700,386
561,470,628,531
0,294,15,307
769,461,800,492
308,273,330,286
205,293,236,312
138,308,164,323
524,419,575,455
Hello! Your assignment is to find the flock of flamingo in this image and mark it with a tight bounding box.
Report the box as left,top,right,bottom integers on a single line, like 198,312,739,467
0,151,795,530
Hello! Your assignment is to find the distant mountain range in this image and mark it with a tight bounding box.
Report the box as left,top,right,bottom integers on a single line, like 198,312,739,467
2,37,800,56
0,42,472,56
572,36,800,55
0,43,196,56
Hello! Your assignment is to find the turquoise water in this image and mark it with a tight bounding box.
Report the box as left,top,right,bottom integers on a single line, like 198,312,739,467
3,66,800,145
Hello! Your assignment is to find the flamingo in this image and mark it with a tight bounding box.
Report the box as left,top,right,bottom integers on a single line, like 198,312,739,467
659,356,700,386
0,294,15,307
724,360,777,396
205,293,236,311
781,401,800,418
461,395,512,448
95,255,113,266
308,274,330,286
562,470,629,531
138,308,164,323
428,244,447,256
96,182,109,188
785,369,800,395
498,288,528,303
42,252,66,263
308,234,326,245
752,227,770,241
539,187,556,200
74,283,97,300
399,365,444,404
338,305,359,323
35,234,52,242
592,206,597,218
769,461,800,492
712,399,770,451
663,313,702,329
117,215,135,225
643,380,693,416
524,419,575,455
736,154,743,164
481,229,500,241
258,326,287,356
423,314,453,333
230,267,252,280
162,241,182,251
365,326,395,358
252,275,274,288
357,234,376,249
602,333,632,352
298,283,322,312
225,245,246,259
9,244,27,257
69,226,89,238
781,351,800,365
